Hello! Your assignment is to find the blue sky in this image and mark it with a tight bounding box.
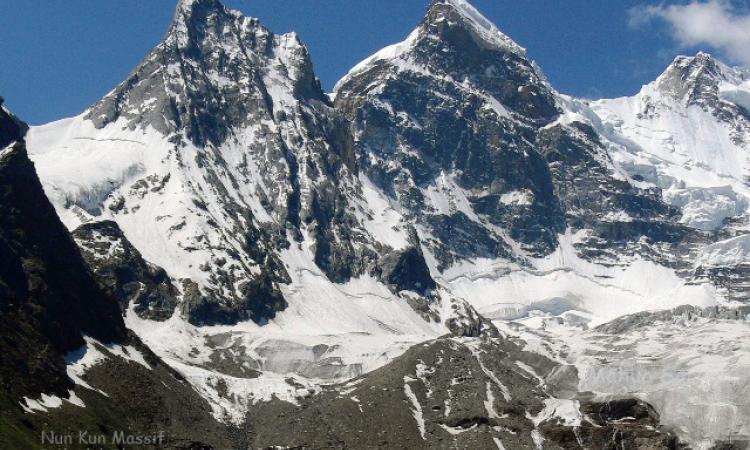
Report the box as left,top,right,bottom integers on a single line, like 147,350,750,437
1,0,747,125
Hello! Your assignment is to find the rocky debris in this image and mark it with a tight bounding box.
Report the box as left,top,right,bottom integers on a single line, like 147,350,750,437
541,398,683,449
1,330,243,450
695,263,750,303
245,336,682,449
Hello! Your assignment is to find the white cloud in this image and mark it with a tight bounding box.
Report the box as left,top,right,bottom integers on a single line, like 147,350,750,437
629,0,750,67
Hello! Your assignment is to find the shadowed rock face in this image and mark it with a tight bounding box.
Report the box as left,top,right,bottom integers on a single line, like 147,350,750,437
0,106,125,400
378,243,437,295
334,0,567,262
414,0,559,122
0,112,126,352
0,98,26,149
0,104,241,450
72,220,180,321
536,122,699,268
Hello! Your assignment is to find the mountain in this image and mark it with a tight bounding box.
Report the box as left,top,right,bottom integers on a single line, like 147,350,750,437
0,100,241,449
591,52,750,302
26,0,452,329
25,0,493,429
333,0,712,322
11,0,750,447
1,98,681,449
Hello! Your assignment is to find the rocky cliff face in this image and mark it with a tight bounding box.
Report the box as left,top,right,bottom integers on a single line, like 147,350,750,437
335,0,565,263
72,220,180,321
334,0,693,274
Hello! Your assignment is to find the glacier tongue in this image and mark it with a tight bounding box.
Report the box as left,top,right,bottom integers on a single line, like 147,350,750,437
543,307,750,449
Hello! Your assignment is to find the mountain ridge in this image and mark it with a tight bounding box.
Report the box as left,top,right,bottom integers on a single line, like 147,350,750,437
12,0,750,447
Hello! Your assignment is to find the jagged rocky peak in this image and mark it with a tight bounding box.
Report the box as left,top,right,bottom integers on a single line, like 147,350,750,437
425,0,527,55
337,0,558,121
628,51,750,146
29,0,444,328
0,98,28,149
654,51,750,114
334,0,568,262
86,0,326,146
654,51,727,105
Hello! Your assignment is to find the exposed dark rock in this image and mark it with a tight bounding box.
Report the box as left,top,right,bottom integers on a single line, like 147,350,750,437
378,243,436,295
445,299,499,338
182,267,288,326
0,128,127,402
335,0,568,262
72,220,179,321
0,104,26,149
244,337,682,449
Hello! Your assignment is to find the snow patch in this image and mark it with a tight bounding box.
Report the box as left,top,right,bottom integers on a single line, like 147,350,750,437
404,376,427,440
500,189,533,206
698,234,750,268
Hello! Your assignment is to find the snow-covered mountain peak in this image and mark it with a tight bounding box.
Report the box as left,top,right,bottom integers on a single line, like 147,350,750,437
426,0,526,55
591,53,750,232
27,0,451,335
648,52,749,115
654,52,727,106
85,0,324,147
335,0,557,122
